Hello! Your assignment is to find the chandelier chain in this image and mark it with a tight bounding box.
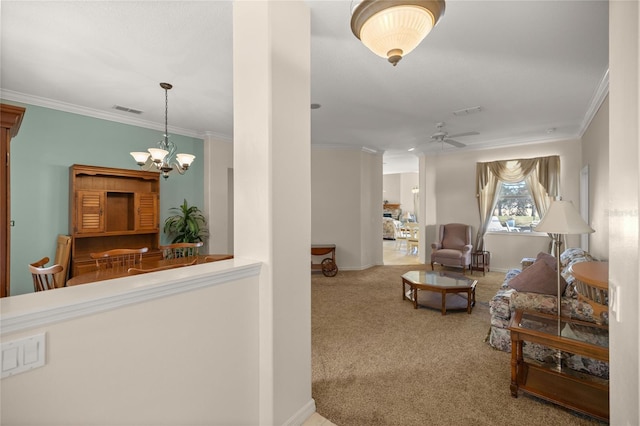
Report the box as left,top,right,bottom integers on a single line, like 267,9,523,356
164,85,169,141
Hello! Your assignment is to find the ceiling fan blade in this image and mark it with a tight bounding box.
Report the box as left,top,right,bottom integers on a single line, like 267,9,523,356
444,139,466,148
447,131,479,138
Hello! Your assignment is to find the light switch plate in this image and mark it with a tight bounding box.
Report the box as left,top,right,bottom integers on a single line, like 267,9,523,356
609,282,620,322
1,333,46,378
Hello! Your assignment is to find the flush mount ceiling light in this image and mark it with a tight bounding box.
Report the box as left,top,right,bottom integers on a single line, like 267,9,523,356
351,0,445,66
130,83,195,180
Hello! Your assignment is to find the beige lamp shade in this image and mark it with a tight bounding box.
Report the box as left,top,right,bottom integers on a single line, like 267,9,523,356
534,200,595,235
351,0,445,66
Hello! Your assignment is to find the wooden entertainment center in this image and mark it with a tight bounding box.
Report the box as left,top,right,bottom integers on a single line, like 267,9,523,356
69,164,162,276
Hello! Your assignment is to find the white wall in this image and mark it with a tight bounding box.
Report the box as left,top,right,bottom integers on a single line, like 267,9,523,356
204,134,234,254
361,150,383,268
400,173,419,218
609,1,640,423
311,147,383,270
581,96,609,261
382,174,400,204
1,261,261,425
382,172,419,218
420,155,437,264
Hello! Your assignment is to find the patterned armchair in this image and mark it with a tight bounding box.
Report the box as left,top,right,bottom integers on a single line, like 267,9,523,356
430,223,473,273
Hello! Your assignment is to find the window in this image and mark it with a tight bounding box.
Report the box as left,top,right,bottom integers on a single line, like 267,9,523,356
490,181,540,233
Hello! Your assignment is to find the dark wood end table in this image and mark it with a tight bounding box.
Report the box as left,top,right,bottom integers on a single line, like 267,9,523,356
471,251,490,275
508,309,609,422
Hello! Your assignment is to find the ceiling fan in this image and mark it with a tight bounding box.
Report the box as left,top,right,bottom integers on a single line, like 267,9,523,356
429,122,479,148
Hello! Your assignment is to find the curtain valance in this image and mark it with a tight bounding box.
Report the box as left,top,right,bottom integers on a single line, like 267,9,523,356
476,155,560,197
474,155,560,251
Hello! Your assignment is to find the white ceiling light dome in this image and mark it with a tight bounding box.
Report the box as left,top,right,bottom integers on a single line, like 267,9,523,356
351,0,446,66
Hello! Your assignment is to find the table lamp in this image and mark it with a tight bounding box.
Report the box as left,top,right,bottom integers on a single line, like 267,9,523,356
534,198,594,369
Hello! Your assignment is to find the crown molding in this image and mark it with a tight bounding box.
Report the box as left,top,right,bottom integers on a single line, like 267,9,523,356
0,89,208,140
203,130,233,143
579,68,609,137
311,143,381,154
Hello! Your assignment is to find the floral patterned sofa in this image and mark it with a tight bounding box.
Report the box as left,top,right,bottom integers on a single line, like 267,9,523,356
488,248,609,379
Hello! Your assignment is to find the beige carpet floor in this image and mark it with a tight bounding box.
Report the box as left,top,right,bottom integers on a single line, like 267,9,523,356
311,265,606,426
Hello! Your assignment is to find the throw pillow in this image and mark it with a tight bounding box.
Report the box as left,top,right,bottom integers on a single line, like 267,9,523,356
536,251,558,271
508,259,568,296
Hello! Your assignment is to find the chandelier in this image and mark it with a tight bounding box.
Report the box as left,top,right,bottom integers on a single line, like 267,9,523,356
351,0,446,66
130,82,195,179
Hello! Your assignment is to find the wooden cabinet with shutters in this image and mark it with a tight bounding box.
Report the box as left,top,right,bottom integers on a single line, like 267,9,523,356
69,165,161,276
136,193,158,231
75,191,106,233
1,103,26,297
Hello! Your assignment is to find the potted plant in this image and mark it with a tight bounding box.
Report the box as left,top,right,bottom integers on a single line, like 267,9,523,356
163,199,209,243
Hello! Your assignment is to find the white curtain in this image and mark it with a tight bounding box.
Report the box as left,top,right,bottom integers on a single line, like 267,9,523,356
475,155,560,251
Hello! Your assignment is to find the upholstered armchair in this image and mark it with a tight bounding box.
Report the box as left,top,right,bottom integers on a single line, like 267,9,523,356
430,223,473,273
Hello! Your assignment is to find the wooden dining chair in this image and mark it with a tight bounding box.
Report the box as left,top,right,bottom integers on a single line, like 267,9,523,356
53,234,72,287
30,257,50,268
127,258,198,275
159,242,203,260
29,259,63,292
90,248,149,270
394,221,407,250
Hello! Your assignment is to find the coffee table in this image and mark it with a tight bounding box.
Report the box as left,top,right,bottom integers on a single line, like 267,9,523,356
401,270,477,315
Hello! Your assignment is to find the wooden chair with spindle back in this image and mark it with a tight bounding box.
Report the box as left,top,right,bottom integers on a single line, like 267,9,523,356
90,248,149,270
159,242,203,260
29,258,63,292
30,257,50,268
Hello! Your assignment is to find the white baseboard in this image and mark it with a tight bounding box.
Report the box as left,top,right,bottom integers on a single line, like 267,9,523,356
282,398,316,426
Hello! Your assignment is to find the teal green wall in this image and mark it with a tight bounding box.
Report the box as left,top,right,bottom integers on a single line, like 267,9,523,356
5,101,204,296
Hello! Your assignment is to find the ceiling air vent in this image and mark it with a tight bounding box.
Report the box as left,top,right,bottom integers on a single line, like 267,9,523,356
112,105,143,114
453,106,482,116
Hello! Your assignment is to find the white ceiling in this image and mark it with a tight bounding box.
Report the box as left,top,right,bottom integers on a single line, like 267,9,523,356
0,1,609,174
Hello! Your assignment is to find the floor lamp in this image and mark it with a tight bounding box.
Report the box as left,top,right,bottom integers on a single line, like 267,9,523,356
534,199,595,369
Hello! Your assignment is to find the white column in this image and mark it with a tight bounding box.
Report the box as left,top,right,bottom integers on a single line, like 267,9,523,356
419,153,437,264
609,1,640,424
233,1,313,425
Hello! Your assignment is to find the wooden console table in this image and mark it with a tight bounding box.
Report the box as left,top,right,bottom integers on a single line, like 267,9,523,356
509,310,609,422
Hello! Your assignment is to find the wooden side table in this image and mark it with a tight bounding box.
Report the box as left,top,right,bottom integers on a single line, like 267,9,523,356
471,251,490,275
509,310,609,422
